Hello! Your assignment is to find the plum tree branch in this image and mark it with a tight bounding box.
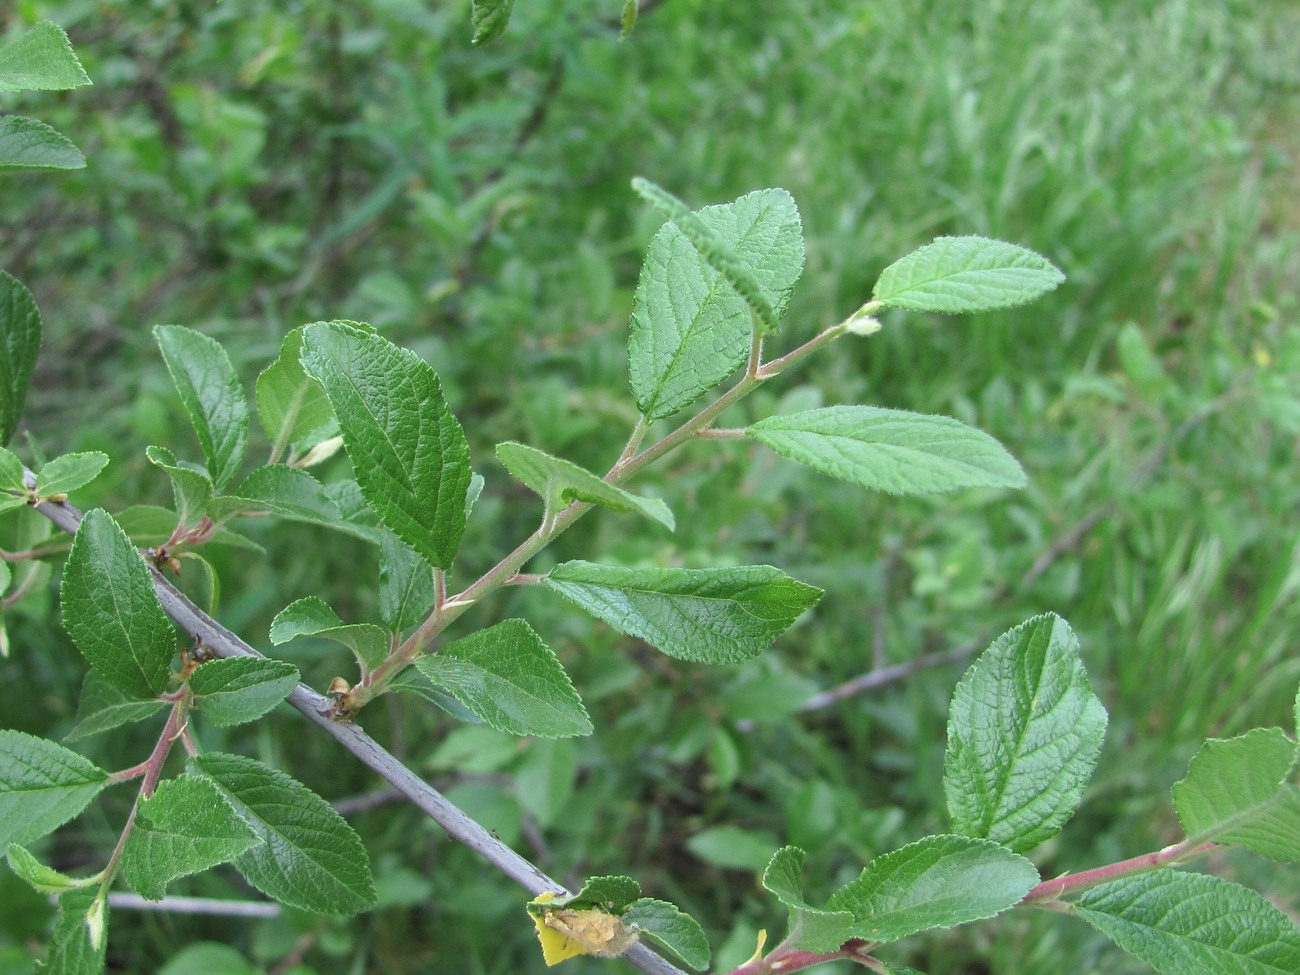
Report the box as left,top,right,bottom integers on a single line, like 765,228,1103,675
32,494,689,975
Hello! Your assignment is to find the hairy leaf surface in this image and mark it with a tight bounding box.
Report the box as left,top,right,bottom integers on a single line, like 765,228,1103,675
0,21,91,92
873,236,1064,313
0,731,108,848
0,115,85,169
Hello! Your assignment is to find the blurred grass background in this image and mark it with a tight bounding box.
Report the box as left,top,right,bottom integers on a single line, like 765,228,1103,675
1,0,1298,973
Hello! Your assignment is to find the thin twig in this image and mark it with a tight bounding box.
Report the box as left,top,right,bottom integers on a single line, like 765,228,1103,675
105,893,281,918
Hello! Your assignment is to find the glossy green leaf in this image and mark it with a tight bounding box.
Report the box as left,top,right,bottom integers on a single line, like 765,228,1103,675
415,619,592,738
188,657,300,728
751,406,1026,495
65,670,168,742
825,835,1038,942
256,324,339,456
945,614,1107,853
545,561,822,664
379,531,436,634
145,445,212,529
496,441,674,531
6,843,95,894
0,21,91,92
471,0,515,43
121,775,261,900
762,846,855,952
0,730,108,848
269,596,389,672
872,236,1064,313
629,186,804,419
300,322,471,569
206,464,339,529
1172,728,1300,862
623,898,711,971
191,752,376,915
0,271,41,446
45,888,106,975
0,115,85,169
1074,870,1300,975
34,452,107,499
61,509,177,698
154,325,248,490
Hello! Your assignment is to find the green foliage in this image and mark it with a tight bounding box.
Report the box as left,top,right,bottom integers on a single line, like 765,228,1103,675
0,731,108,848
0,272,41,446
872,237,1064,313
270,596,389,672
186,656,300,727
0,20,89,171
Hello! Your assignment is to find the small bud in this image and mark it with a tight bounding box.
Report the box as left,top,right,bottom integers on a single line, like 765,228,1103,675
327,676,351,696
297,436,344,468
846,314,882,336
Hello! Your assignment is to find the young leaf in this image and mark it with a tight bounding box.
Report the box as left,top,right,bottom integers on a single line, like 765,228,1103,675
414,619,592,738
631,178,799,334
872,236,1064,313
187,657,301,728
0,115,86,170
1172,728,1300,862
66,669,168,742
45,888,107,975
269,596,389,672
34,451,107,499
206,464,340,528
0,444,26,491
620,0,639,38
629,186,804,419
0,730,108,848
121,775,261,900
255,325,338,457
0,271,42,446
623,898,711,970
825,835,1038,943
379,531,436,634
1073,870,1300,975
191,752,377,915
299,322,472,569
496,441,674,531
6,843,95,894
145,445,213,529
154,325,248,490
113,504,263,552
471,0,515,43
750,406,1026,495
545,561,823,664
944,613,1107,853
562,875,642,913
762,846,856,952
0,21,92,92
61,509,177,698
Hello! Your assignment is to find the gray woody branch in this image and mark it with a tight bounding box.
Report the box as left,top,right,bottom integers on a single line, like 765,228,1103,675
34,496,688,975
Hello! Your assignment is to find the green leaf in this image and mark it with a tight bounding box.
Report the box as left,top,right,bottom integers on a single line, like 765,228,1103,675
632,178,802,335
471,0,515,43
269,596,389,672
687,825,782,871
34,452,108,499
6,843,96,894
44,888,107,975
0,21,91,92
872,236,1064,313
206,464,340,529
762,846,856,952
0,730,108,848
0,114,85,169
515,738,577,827
154,325,248,490
66,669,168,742
158,943,259,975
121,775,261,900
623,898,711,971
188,657,300,728
825,835,1038,942
300,322,471,569
1074,870,1300,975
61,509,176,698
1172,728,1300,862
414,619,592,738
0,270,41,446
496,441,674,531
379,531,435,634
145,446,212,528
0,443,26,490
750,406,1027,495
620,0,639,38
629,186,804,419
545,561,822,664
559,875,643,913
191,752,376,915
256,324,339,457
944,613,1107,853
322,479,386,544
